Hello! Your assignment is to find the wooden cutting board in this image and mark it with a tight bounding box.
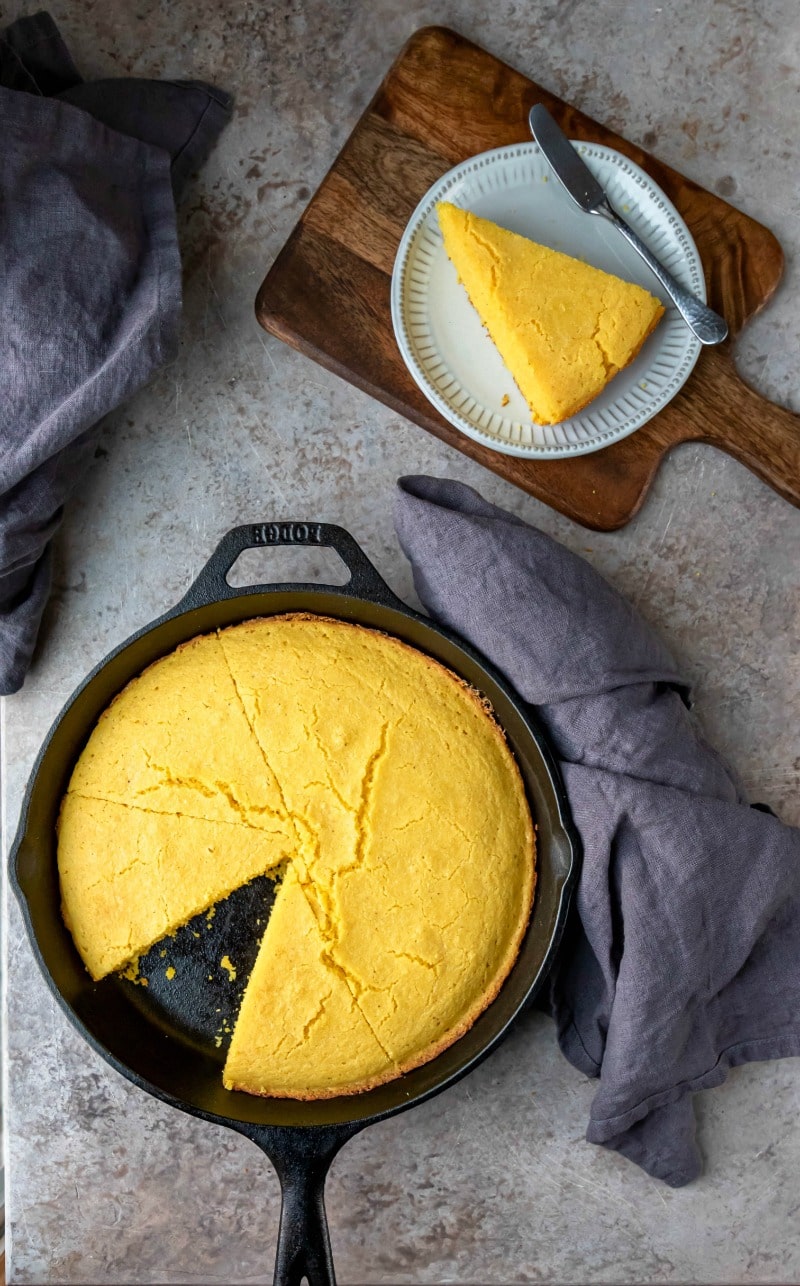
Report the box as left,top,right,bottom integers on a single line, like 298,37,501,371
256,26,800,531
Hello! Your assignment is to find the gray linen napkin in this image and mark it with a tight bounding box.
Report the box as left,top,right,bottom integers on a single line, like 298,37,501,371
0,12,231,695
395,474,800,1187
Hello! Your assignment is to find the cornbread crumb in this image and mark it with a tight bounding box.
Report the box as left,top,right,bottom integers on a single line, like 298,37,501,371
220,955,237,981
165,966,176,980
121,959,147,987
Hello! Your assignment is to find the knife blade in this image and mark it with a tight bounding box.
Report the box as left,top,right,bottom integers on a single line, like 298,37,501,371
529,104,608,213
528,104,728,346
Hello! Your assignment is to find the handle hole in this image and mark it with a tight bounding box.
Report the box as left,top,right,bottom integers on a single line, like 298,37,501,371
225,546,351,590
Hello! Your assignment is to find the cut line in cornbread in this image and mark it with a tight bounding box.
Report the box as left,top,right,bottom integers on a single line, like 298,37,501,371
436,201,665,425
58,614,536,1099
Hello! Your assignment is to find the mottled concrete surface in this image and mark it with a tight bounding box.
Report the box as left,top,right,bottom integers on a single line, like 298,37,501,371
2,0,799,1282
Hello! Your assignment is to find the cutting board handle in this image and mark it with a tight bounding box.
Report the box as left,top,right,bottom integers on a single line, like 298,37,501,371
692,347,800,507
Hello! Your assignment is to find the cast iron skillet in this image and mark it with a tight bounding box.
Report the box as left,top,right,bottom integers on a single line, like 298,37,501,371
10,521,579,1286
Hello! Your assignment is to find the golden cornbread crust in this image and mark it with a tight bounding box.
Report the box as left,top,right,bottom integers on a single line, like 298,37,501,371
59,613,536,1099
437,202,665,425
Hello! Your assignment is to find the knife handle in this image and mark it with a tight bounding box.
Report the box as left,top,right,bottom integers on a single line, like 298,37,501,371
602,204,729,346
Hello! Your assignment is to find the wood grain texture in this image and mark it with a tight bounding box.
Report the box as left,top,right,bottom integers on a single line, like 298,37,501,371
256,25,799,531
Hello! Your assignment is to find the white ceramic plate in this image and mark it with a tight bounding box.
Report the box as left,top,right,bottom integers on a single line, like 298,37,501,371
391,142,704,458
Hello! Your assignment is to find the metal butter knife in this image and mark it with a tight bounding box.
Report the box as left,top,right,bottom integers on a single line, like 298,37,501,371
528,104,728,346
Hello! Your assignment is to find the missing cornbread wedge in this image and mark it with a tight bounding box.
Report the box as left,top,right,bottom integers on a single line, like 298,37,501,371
58,614,535,1099
436,201,665,425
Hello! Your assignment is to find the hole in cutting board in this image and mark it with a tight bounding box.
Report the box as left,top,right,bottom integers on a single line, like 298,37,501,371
226,545,350,589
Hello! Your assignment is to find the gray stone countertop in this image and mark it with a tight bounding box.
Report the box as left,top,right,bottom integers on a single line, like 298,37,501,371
3,1,799,1282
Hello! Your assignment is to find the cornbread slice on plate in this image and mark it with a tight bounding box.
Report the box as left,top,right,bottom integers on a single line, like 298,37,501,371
436,201,664,425
59,614,536,1098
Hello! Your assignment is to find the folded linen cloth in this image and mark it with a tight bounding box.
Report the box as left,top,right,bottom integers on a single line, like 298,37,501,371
394,474,800,1187
0,11,232,695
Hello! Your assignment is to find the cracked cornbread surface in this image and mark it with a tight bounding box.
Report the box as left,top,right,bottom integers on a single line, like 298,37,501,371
58,614,535,1098
436,202,665,425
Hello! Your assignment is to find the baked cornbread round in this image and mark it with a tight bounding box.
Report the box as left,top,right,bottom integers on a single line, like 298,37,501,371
58,614,536,1099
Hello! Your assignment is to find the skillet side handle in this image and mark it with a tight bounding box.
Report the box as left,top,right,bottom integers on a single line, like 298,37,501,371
174,520,406,613
239,1121,362,1286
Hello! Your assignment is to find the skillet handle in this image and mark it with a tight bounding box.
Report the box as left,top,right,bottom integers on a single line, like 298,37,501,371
175,521,405,613
238,1122,361,1286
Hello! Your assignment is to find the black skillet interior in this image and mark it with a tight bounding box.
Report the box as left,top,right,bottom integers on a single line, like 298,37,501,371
11,521,578,1285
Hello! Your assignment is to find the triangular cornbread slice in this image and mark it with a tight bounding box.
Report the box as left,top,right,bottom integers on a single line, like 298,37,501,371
58,795,293,979
223,866,397,1098
217,616,403,889
436,202,665,424
330,673,534,1072
67,634,290,831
